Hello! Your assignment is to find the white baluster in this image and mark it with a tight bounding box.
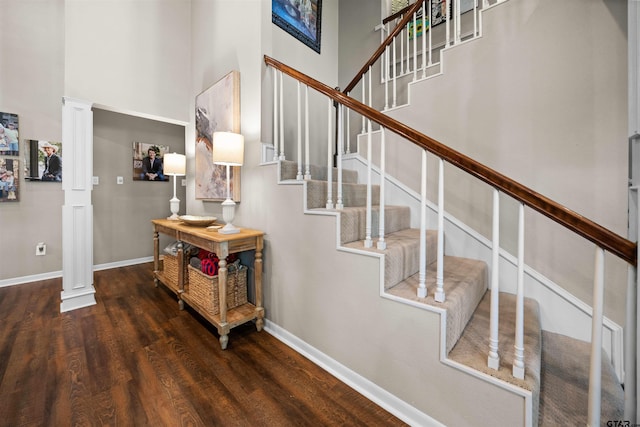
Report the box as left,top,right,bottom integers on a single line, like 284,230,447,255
336,104,344,210
346,107,351,154
473,0,478,37
304,85,311,180
364,119,373,248
400,18,405,75
405,16,410,75
488,188,500,370
384,45,390,110
417,149,428,298
421,0,427,78
624,265,637,421
588,247,605,426
428,0,433,66
361,77,366,134
326,98,333,209
368,66,372,109
392,37,398,108
513,203,525,380
380,23,386,84
455,0,461,44
377,128,386,250
296,82,303,180
412,11,417,81
434,158,445,302
273,69,279,161
279,71,285,160
445,0,451,47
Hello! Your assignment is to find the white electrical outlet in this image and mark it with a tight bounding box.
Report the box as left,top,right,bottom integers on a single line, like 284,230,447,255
117,176,124,184
36,242,46,256
92,176,99,185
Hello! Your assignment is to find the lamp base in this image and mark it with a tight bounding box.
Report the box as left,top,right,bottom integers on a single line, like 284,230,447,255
219,198,240,234
218,223,240,234
168,197,180,220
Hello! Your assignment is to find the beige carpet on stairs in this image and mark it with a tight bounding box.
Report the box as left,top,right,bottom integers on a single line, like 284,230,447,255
448,291,624,426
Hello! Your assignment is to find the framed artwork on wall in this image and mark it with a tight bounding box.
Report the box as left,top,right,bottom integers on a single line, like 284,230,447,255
24,140,63,182
132,142,171,181
0,112,19,157
272,0,322,54
195,70,241,201
430,0,475,27
0,158,19,202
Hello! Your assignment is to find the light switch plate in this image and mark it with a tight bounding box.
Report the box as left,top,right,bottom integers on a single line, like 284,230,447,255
117,176,124,184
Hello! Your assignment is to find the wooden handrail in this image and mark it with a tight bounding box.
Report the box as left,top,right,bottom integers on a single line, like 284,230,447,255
343,0,423,94
265,54,637,266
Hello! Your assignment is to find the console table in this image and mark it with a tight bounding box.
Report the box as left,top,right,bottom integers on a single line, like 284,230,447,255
152,219,264,349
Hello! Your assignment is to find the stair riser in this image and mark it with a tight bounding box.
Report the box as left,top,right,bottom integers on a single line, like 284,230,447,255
339,206,411,245
307,181,380,209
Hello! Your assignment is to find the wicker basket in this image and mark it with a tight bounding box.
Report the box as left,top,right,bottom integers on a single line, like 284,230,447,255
187,264,248,316
162,253,188,291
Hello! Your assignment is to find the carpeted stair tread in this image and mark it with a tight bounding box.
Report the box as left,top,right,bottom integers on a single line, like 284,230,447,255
307,205,411,245
538,331,624,426
279,160,359,183
343,228,438,289
306,180,380,209
385,256,488,354
447,291,542,425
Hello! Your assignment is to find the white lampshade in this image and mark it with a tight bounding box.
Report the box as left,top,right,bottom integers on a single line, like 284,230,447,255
212,132,244,166
164,152,186,176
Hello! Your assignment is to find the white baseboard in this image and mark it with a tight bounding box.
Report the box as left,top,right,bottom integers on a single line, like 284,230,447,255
0,256,154,288
263,319,445,427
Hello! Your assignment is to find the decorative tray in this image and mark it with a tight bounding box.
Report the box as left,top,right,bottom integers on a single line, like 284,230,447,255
179,215,218,227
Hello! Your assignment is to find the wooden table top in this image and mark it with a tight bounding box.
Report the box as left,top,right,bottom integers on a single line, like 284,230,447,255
152,218,264,242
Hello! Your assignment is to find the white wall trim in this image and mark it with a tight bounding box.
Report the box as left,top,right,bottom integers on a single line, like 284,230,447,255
92,103,189,127
263,319,446,427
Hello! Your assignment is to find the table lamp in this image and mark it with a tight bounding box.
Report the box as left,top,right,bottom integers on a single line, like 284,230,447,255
212,131,244,234
164,152,186,220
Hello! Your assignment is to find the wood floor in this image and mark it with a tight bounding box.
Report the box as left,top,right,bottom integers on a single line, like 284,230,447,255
0,263,407,426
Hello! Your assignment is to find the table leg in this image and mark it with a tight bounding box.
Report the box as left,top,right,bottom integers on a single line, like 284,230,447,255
255,236,264,332
153,230,159,287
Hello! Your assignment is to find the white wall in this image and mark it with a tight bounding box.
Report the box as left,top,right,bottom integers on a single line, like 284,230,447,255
64,0,191,123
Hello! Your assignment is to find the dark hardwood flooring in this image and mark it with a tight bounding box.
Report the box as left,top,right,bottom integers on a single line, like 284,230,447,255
0,263,406,426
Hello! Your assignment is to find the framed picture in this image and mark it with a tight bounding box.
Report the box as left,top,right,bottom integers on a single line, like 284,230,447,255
24,140,63,182
132,142,171,181
430,0,475,27
272,0,322,54
195,70,241,201
0,158,19,202
0,112,19,157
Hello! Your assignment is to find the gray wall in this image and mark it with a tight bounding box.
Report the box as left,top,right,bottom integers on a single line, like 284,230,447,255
0,0,65,280
92,109,186,265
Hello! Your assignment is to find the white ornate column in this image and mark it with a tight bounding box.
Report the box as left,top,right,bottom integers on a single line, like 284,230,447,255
60,97,96,312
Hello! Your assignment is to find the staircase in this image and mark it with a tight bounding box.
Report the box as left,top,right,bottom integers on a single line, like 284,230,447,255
275,159,624,425
263,0,633,425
